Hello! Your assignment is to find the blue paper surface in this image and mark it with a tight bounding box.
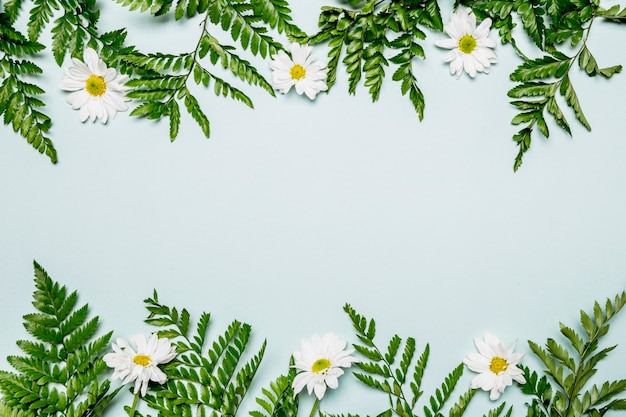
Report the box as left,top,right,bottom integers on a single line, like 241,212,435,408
1,1,626,414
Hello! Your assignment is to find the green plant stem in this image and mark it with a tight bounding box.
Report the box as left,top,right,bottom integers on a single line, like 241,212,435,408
128,392,140,417
309,397,320,417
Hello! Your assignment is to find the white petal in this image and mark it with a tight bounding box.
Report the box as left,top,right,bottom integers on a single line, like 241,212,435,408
474,18,492,39
435,38,459,49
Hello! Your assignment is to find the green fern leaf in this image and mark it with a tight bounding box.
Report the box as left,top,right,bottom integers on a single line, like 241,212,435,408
252,0,305,37
524,292,626,417
0,262,113,416
141,293,266,417
516,1,545,49
345,305,474,417
449,389,476,417
343,21,366,95
250,368,299,417
0,18,56,163
363,40,388,102
423,364,464,416
559,74,590,130
397,337,415,385
27,0,59,41
511,56,569,82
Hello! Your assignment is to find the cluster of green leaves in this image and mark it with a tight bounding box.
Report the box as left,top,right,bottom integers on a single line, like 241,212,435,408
463,0,626,171
135,290,267,417
250,362,298,417
115,0,304,140
2,0,102,64
0,261,117,417
0,15,56,163
521,292,626,417
336,304,508,417
1,0,129,163
299,0,444,120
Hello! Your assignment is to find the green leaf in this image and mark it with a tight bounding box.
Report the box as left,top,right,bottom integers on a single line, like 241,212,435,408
545,96,571,135
559,74,590,130
511,56,569,82
512,127,532,172
508,82,557,98
525,292,626,417
344,305,473,417
142,294,266,417
517,1,545,49
0,261,113,415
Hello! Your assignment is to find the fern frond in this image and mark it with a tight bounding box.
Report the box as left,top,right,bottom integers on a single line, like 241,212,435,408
199,33,274,96
423,364,464,417
343,304,474,417
0,16,56,163
252,0,305,38
307,0,438,118
522,292,626,417
140,291,266,417
250,365,299,417
208,0,281,58
0,261,113,417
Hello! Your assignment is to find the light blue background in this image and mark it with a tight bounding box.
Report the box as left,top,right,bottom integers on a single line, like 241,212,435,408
1,1,626,415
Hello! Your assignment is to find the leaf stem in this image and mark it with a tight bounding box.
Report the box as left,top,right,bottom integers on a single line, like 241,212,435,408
309,397,320,417
510,39,530,61
128,392,140,417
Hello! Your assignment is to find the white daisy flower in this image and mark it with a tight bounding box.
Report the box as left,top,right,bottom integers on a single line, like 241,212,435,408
292,333,358,400
463,332,526,400
269,43,328,100
103,334,177,396
434,8,497,78
59,47,129,123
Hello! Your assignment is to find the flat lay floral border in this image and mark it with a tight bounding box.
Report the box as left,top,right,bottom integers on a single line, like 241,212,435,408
1,261,626,417
0,0,625,170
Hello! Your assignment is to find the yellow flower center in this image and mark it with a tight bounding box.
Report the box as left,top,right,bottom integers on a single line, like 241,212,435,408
85,75,107,96
133,355,152,367
489,356,508,374
458,35,477,54
311,358,331,374
290,64,306,80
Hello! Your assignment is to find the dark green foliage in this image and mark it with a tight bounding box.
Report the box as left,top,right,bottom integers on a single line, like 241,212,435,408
141,290,267,417
115,0,299,141
18,0,106,65
460,0,625,171
338,304,482,417
0,261,115,417
301,0,442,119
2,0,300,156
0,0,123,164
521,292,626,417
250,361,298,417
0,15,56,163
49,0,101,66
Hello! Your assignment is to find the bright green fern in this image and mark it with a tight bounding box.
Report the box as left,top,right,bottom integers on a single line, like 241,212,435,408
136,290,267,417
459,0,625,171
115,0,304,140
338,303,507,417
250,361,298,417
298,0,444,120
0,15,56,163
521,291,626,417
0,261,116,417
0,0,135,164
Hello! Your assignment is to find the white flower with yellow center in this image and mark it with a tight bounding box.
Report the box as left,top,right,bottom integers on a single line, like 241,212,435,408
59,47,129,123
292,333,357,400
463,332,526,400
269,43,328,100
103,334,177,396
434,8,497,78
